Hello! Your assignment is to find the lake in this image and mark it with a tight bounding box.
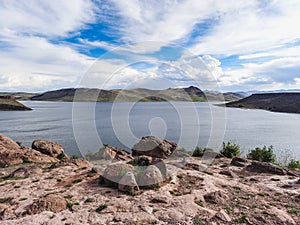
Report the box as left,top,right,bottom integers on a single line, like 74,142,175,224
0,101,299,160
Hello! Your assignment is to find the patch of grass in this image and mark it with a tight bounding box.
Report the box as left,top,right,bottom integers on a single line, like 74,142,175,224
194,200,204,207
96,204,107,213
234,213,247,223
0,176,26,183
193,218,205,225
57,152,66,161
87,172,97,177
203,171,213,175
0,197,13,204
177,174,183,179
72,178,83,184
287,208,300,216
150,221,157,224
64,195,73,199
225,206,233,214
84,198,94,203
66,202,79,211
65,184,72,188
233,186,242,191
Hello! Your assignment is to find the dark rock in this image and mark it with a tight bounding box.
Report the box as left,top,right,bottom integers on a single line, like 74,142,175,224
151,197,169,204
230,157,250,167
245,161,287,175
32,140,68,160
204,191,227,204
219,169,237,178
132,136,177,159
27,194,67,215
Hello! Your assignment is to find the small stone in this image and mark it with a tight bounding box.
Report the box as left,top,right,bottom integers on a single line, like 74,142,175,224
215,209,231,222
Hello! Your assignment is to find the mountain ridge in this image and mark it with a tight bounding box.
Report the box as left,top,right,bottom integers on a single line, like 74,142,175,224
226,92,300,113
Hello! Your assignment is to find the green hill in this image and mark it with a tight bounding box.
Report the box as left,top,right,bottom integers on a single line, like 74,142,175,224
30,86,243,102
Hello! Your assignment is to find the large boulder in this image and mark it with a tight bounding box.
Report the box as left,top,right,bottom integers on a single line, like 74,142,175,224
100,163,135,188
132,136,177,159
138,165,164,188
0,133,58,167
27,194,67,215
32,140,68,159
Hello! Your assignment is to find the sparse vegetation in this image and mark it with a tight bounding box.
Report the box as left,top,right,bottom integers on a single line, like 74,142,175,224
84,198,94,203
96,204,107,213
220,141,240,158
0,197,13,204
247,145,276,163
287,159,300,170
192,147,214,157
72,178,83,184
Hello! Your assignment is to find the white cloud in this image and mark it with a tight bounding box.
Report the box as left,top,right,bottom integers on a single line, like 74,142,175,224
0,0,97,91
192,0,300,55
0,0,95,37
0,35,94,91
221,57,300,90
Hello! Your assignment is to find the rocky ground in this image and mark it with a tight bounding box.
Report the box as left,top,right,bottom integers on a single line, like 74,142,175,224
0,134,299,225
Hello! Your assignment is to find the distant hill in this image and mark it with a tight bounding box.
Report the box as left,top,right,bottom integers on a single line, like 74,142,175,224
226,93,300,113
236,89,300,97
0,96,32,111
0,92,37,100
30,86,243,102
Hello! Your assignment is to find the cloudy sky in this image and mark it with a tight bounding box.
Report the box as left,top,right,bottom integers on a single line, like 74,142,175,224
1,0,300,92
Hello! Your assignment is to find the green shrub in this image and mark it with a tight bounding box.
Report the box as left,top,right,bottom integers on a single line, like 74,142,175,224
192,147,215,157
247,146,276,163
287,159,300,170
220,142,240,158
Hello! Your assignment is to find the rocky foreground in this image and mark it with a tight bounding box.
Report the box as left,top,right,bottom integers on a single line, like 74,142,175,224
0,134,299,225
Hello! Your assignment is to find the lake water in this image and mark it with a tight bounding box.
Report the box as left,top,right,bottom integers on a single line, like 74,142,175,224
0,101,299,160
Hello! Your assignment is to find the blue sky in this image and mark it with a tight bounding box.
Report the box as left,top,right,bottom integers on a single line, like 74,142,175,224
0,0,300,92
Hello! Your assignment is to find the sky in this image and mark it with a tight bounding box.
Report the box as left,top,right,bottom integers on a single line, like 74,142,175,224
0,0,300,92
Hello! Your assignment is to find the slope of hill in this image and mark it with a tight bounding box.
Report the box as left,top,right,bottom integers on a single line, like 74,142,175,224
0,97,32,111
30,86,243,102
226,93,300,113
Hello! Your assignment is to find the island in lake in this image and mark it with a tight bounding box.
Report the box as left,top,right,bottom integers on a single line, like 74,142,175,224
0,95,32,111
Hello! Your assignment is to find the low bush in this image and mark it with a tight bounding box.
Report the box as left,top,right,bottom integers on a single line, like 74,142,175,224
220,142,240,158
192,147,214,157
287,159,300,170
247,145,276,163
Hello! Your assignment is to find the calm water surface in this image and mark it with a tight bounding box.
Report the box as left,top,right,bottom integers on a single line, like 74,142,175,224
0,101,299,159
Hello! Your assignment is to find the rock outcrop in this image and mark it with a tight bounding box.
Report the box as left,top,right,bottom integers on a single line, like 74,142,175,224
0,133,58,167
26,194,67,215
0,134,299,225
32,140,68,160
132,136,177,159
